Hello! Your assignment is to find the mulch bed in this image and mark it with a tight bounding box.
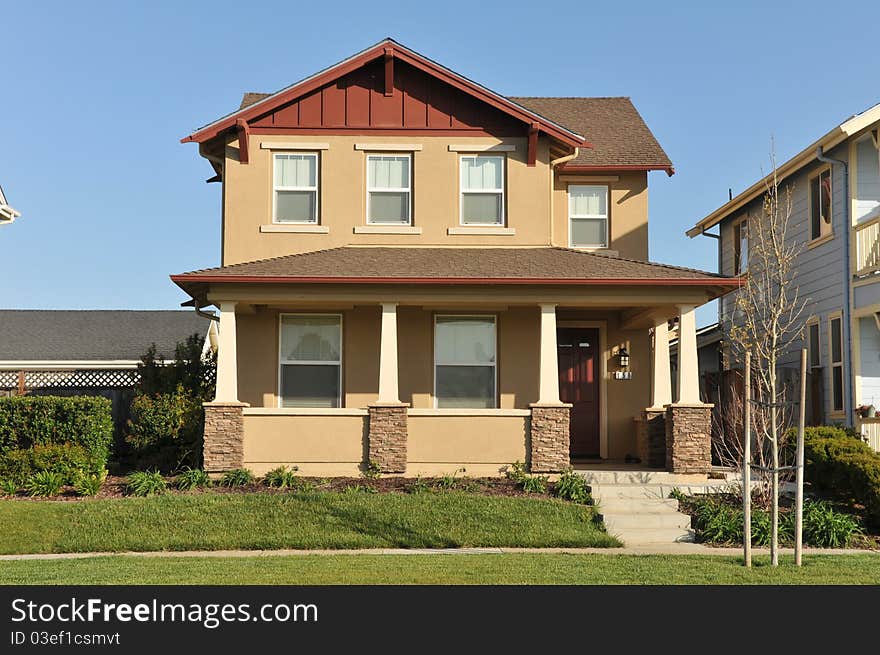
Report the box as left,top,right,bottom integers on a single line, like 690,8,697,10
1,475,552,502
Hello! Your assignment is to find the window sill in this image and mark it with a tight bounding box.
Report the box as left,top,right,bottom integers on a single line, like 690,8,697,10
808,233,834,249
353,225,422,234
570,247,619,256
408,408,531,416
260,224,329,233
447,226,515,235
244,407,367,416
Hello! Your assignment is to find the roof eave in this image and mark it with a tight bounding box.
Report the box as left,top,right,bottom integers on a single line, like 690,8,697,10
560,163,675,176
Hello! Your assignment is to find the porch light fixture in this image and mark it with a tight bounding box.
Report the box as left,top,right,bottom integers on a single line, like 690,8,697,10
617,347,630,368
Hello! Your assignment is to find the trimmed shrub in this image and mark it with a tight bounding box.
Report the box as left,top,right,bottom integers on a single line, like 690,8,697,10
0,443,105,486
0,396,113,464
25,471,65,497
125,471,167,497
125,387,203,471
803,426,880,527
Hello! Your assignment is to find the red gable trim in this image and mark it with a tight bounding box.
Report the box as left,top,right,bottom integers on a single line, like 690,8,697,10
171,274,741,288
181,39,588,148
561,164,676,177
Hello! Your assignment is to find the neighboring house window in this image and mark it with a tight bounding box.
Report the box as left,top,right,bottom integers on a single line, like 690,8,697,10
434,316,496,408
829,315,843,413
733,220,748,274
808,321,821,370
367,154,412,224
460,155,504,225
569,185,609,249
279,314,341,408
274,153,318,223
810,168,833,241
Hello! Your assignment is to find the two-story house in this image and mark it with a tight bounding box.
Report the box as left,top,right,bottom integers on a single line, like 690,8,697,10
688,102,880,451
173,39,737,477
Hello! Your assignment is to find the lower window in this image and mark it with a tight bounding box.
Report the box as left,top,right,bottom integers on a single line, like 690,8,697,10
434,316,496,408
279,314,341,408
830,315,843,412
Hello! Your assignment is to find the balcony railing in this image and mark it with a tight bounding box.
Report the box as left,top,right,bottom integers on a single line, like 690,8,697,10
856,416,880,452
855,216,880,276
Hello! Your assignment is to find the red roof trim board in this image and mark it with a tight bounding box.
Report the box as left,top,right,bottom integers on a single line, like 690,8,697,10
181,38,588,149
170,274,742,288
560,164,675,176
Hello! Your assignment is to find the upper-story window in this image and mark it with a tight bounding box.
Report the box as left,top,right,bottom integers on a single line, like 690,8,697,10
367,154,412,224
810,168,833,241
460,155,505,225
274,153,319,224
733,219,748,275
569,185,609,249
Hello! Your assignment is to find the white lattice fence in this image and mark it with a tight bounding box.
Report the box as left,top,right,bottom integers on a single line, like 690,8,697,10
0,369,139,390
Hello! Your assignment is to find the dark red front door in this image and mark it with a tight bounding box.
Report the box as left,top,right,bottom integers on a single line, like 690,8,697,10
557,328,600,458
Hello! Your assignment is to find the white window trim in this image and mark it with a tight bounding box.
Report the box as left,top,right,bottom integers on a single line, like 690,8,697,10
828,312,844,414
273,152,319,225
459,155,505,226
568,184,609,249
366,153,412,226
432,314,497,409
277,313,343,409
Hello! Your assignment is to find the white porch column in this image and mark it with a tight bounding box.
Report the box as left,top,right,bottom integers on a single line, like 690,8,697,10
651,317,672,408
214,302,239,402
377,303,400,403
676,304,700,404
538,303,561,404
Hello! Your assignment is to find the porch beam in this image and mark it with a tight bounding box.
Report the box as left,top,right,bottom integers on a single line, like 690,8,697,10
651,317,672,408
215,301,239,402
675,304,700,404
537,304,561,404
377,303,400,403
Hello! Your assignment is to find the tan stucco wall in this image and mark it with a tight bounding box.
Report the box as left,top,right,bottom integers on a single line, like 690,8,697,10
407,415,528,472
241,413,366,476
222,134,555,265
552,171,649,260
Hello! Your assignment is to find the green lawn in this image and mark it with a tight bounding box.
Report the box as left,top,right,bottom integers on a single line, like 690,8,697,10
1,553,878,584
0,491,618,554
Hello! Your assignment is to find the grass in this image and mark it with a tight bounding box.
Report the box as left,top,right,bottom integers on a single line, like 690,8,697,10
0,491,617,554
0,553,878,585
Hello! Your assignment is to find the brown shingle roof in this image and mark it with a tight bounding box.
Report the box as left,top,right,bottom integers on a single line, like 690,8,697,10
239,93,670,171
509,97,672,171
173,247,733,288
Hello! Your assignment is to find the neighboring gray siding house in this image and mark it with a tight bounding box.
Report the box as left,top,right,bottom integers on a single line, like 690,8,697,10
688,103,880,449
0,186,21,225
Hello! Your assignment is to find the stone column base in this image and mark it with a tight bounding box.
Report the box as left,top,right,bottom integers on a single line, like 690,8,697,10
529,403,571,473
665,403,713,474
368,403,408,473
636,408,667,468
203,401,249,473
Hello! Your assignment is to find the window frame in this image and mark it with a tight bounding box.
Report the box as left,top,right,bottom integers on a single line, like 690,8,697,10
806,318,821,370
459,154,506,226
272,152,320,225
366,153,413,226
277,313,343,408
568,184,610,249
432,314,498,409
733,217,748,275
828,312,844,414
809,166,834,242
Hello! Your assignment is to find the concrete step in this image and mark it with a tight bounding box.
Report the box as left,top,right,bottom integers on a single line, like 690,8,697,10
609,527,696,544
590,483,733,500
602,512,692,530
593,497,680,512
577,470,709,485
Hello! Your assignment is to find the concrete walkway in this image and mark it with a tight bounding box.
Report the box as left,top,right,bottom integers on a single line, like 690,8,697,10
0,545,875,561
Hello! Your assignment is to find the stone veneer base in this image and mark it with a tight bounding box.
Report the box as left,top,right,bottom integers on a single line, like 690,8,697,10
665,403,713,474
636,408,667,468
529,404,571,473
203,402,249,473
368,404,408,473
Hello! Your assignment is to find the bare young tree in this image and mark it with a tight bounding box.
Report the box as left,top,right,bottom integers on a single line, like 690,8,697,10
726,141,807,566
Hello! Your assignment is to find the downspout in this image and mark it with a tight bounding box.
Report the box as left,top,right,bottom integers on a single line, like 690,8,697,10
817,145,853,426
549,148,579,246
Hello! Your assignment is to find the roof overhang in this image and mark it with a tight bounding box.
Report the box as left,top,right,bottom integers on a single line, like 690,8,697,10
560,163,675,177
181,38,587,149
687,102,880,238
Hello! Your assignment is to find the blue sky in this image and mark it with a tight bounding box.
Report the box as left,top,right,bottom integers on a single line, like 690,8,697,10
2,0,877,326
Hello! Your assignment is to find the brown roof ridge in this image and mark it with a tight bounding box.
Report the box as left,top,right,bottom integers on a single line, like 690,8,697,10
547,246,730,279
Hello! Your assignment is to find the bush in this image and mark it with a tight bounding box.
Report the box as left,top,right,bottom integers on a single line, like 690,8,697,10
505,461,548,494
125,387,203,471
802,500,863,547
803,426,880,528
0,443,105,486
263,466,299,489
553,469,592,504
25,471,65,497
175,467,212,491
74,470,107,497
0,479,18,495
220,468,254,488
0,396,113,465
125,471,167,497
